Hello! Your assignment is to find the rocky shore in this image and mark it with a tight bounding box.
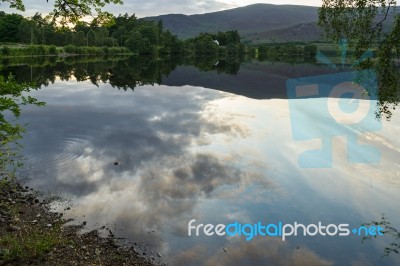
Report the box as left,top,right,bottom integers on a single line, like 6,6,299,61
0,178,155,266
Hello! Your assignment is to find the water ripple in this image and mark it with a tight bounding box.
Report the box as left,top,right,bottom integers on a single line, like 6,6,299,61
21,136,91,172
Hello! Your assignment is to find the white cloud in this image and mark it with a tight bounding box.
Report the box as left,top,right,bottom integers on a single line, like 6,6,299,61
0,0,322,18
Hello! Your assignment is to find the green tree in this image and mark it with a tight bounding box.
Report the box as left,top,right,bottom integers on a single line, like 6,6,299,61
112,26,128,46
41,24,57,45
64,30,75,46
225,30,240,44
124,14,138,32
95,26,109,46
319,0,397,55
319,0,400,119
74,21,90,34
17,19,37,44
0,75,45,172
157,20,163,36
0,12,24,42
304,44,317,57
1,0,123,25
190,33,218,55
170,35,184,54
139,25,159,45
31,12,47,27
87,29,96,46
125,31,143,53
74,31,86,46
103,37,116,47
0,0,123,173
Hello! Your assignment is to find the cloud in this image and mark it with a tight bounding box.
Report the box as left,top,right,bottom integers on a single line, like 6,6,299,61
15,61,400,265
0,0,324,18
0,0,232,17
109,0,232,17
171,237,334,266
19,80,275,255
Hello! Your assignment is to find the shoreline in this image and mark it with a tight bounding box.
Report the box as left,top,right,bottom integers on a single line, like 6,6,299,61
0,177,156,266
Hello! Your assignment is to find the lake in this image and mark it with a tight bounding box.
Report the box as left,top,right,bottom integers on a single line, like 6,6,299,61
4,56,400,265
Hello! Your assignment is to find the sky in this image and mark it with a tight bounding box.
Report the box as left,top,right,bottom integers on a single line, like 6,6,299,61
0,0,322,18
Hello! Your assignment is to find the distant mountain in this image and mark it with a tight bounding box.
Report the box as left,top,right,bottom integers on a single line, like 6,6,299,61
145,4,397,43
146,4,320,42
244,22,322,43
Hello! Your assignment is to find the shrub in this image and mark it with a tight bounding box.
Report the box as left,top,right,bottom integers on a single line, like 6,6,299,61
65,45,77,54
1,46,11,56
48,45,57,55
75,46,84,54
37,45,47,55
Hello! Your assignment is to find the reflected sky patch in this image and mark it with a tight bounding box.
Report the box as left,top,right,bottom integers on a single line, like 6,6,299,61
18,77,400,265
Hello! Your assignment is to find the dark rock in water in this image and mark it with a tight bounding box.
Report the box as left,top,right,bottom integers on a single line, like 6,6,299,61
114,161,120,166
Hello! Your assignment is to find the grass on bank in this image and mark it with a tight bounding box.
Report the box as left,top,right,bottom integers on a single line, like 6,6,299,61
0,44,132,57
0,230,62,263
0,178,66,264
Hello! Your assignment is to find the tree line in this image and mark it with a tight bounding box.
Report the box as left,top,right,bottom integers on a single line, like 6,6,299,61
258,43,317,58
0,11,251,57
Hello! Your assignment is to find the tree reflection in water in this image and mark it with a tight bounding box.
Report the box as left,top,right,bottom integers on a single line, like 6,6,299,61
363,214,400,257
0,54,243,92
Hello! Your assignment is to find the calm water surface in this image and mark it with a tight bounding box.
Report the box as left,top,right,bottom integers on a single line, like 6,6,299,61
11,59,400,265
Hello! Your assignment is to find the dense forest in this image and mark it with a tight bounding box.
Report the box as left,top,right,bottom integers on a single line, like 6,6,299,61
0,11,247,56
0,11,319,59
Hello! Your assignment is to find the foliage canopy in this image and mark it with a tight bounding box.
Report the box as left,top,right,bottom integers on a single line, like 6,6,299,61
0,0,123,25
319,0,400,119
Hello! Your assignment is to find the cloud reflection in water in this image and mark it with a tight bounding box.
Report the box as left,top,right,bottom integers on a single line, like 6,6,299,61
20,80,284,264
18,79,400,265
